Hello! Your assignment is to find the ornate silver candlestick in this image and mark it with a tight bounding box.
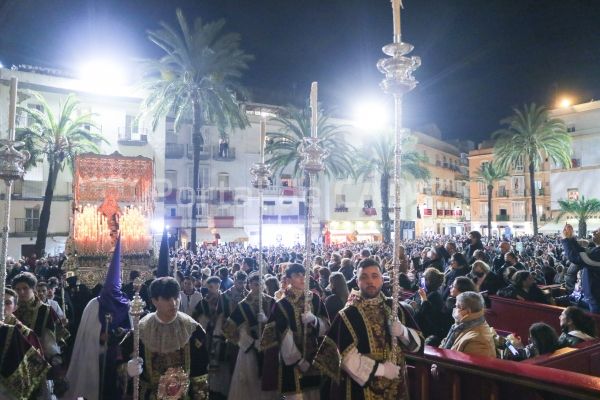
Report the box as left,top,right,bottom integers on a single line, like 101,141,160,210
0,77,30,321
129,277,146,400
250,118,272,330
377,0,420,361
299,82,327,358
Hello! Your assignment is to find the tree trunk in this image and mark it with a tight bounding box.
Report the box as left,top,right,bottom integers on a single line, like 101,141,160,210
487,184,493,239
35,161,60,256
579,218,587,238
190,99,204,253
380,173,391,244
529,161,538,235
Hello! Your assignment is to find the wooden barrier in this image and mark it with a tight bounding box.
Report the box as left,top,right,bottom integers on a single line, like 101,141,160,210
407,345,600,400
523,341,600,376
485,295,600,342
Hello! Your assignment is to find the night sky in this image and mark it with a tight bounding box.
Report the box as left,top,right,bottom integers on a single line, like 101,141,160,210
1,0,600,142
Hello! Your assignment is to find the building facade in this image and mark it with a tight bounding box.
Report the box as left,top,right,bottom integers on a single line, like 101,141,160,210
469,145,552,237
545,100,600,233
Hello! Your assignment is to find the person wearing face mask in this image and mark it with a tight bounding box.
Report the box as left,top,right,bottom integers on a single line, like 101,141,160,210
470,261,504,295
497,271,550,304
557,306,597,348
440,291,496,358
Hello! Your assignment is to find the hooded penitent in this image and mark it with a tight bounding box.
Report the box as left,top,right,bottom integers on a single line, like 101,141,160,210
98,235,130,331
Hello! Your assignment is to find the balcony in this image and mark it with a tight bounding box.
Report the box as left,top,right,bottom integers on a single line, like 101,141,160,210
209,190,235,204
496,189,509,198
334,206,349,213
281,215,302,224
363,207,377,216
12,218,39,237
423,208,433,217
496,214,510,221
187,144,211,160
422,188,433,195
118,127,148,146
262,215,279,224
165,143,185,159
212,145,236,161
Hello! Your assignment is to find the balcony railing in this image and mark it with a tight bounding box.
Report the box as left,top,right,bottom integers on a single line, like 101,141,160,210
209,190,235,204
496,189,509,198
212,145,236,161
118,127,148,145
362,207,377,216
166,143,185,159
334,206,349,213
13,218,39,235
186,144,211,160
262,215,279,224
496,214,510,221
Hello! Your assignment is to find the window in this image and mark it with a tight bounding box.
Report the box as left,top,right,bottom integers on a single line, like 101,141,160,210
263,200,276,215
125,115,139,140
217,172,229,188
514,156,524,172
478,181,488,196
567,188,579,201
166,116,176,135
511,176,524,196
25,208,40,232
335,194,346,208
364,195,373,209
479,202,488,217
512,201,525,219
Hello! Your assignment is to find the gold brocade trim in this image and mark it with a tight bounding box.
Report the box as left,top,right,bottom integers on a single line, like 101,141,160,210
1,342,50,400
190,374,208,400
260,322,278,350
313,336,342,382
222,319,239,345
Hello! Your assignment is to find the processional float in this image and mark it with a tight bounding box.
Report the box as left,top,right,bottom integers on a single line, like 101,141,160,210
64,152,155,286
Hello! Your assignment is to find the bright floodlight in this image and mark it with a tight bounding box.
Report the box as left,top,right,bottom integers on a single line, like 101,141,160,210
559,98,572,108
151,219,165,233
353,100,389,131
78,58,127,92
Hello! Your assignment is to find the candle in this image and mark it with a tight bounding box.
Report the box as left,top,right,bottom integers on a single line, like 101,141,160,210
392,0,402,42
310,82,318,138
260,119,266,162
8,77,17,141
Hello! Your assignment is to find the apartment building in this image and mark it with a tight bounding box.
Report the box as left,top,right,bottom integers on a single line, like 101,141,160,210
469,145,551,236
413,130,471,236
544,100,600,233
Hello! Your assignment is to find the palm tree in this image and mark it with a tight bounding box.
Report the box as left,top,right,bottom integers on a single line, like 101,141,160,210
265,106,354,239
16,92,105,256
354,133,430,243
474,162,508,238
140,8,253,252
556,197,600,238
493,103,572,235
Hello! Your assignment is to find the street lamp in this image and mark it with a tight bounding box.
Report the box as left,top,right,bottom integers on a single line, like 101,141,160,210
377,0,420,360
0,77,30,321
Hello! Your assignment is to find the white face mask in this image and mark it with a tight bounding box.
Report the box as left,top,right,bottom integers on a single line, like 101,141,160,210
452,308,462,322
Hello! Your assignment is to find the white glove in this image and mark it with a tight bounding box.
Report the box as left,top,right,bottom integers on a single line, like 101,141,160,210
257,312,268,323
375,361,400,380
297,358,311,373
127,357,143,377
301,311,317,326
389,321,406,338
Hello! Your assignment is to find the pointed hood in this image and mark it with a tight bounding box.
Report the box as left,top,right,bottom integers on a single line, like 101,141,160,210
98,235,130,331
156,228,169,277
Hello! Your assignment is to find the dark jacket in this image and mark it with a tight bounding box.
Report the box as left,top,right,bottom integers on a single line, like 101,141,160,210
414,291,452,340
442,266,470,299
465,241,484,264
562,238,600,312
497,283,549,304
477,272,505,295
